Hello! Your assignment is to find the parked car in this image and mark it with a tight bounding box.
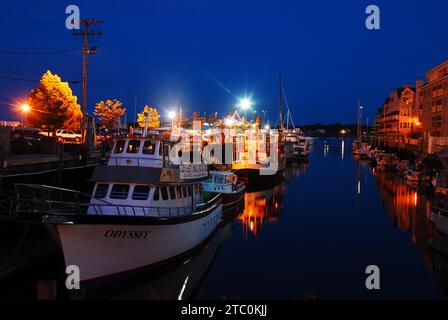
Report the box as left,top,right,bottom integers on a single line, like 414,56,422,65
55,129,82,144
10,127,43,153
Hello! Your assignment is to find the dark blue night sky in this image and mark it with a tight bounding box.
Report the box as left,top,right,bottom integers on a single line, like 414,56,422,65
1,0,447,125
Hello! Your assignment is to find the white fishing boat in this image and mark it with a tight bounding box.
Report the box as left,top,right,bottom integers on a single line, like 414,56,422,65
9,135,223,282
202,170,246,210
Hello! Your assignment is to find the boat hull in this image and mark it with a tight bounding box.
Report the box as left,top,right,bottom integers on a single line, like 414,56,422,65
234,168,284,191
48,204,222,282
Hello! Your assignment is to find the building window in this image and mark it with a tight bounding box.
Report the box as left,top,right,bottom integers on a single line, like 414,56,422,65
142,141,156,155
110,184,130,199
94,184,109,199
132,185,150,200
114,140,125,153
127,140,141,153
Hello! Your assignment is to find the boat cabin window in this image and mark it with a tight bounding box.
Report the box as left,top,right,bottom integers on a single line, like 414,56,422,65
132,185,150,200
110,184,130,199
153,187,160,201
161,186,169,200
176,186,182,198
182,187,187,198
114,140,125,153
127,140,141,153
94,184,109,199
158,143,163,156
169,186,176,199
187,186,191,196
143,141,156,155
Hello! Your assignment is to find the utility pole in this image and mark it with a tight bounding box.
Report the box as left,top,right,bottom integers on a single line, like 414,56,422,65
73,19,103,142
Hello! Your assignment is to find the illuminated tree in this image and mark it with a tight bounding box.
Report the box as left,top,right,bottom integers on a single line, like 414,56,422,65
27,70,82,133
94,99,126,129
137,105,160,129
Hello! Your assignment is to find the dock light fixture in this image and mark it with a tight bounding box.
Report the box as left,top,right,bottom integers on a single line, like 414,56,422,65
264,124,270,130
168,111,176,130
238,96,253,122
238,97,252,110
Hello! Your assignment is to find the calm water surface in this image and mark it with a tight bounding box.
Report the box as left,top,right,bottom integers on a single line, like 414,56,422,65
1,138,447,299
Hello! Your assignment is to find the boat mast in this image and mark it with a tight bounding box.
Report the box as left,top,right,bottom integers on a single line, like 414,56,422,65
279,72,283,131
357,101,361,140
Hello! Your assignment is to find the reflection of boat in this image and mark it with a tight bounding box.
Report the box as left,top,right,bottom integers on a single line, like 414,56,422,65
6,135,223,282
238,183,285,237
202,171,245,211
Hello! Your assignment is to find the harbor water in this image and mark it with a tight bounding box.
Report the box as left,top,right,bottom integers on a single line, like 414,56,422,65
0,138,447,299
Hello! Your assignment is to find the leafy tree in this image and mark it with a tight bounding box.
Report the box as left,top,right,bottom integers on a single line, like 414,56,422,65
27,70,82,133
137,105,160,129
94,99,126,129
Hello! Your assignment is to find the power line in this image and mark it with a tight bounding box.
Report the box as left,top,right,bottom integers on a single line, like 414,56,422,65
0,47,82,55
0,75,80,84
0,70,81,77
0,14,63,27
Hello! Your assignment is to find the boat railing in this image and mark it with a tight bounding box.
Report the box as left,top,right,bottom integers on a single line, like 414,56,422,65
10,183,221,218
0,188,16,217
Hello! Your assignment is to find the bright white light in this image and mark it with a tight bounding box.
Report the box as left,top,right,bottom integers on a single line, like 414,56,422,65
177,276,189,300
264,124,270,130
238,97,252,110
224,118,234,127
168,111,176,119
21,104,30,112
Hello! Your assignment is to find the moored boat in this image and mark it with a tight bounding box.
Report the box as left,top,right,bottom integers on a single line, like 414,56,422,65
202,170,246,211
5,135,223,282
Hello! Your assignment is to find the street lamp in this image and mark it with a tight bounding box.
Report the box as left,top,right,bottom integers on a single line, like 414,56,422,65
168,111,176,130
238,97,252,122
21,104,30,127
20,103,30,139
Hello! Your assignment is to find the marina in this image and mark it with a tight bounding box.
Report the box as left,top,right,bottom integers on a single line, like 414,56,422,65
1,0,448,307
0,138,447,299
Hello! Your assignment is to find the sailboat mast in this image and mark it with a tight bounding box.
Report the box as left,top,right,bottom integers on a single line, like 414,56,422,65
279,72,283,131
357,101,361,139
